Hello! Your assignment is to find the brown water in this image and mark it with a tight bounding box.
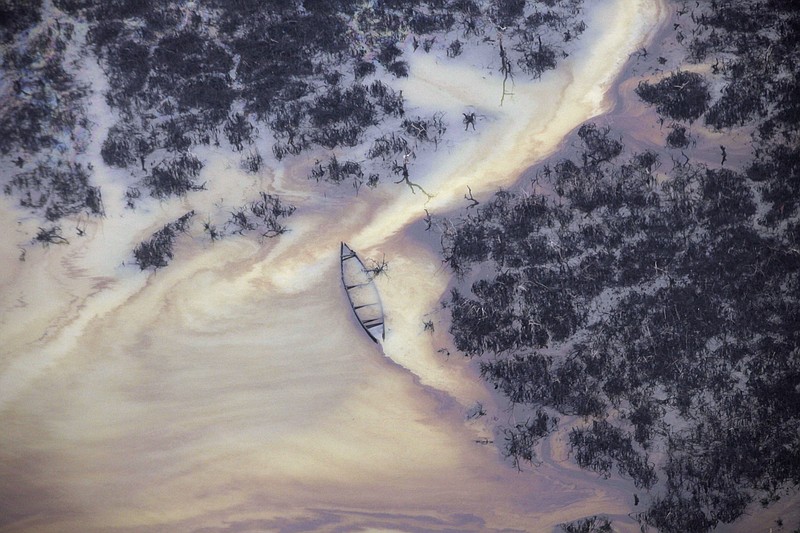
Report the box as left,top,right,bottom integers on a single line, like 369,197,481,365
0,2,678,531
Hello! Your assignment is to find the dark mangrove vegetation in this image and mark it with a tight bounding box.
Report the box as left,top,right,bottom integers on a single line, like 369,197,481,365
2,0,589,246
0,2,97,247
440,1,799,531
132,191,295,270
559,515,613,533
64,0,585,191
133,210,195,270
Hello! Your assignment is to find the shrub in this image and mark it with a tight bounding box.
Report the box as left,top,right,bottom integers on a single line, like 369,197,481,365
144,153,203,198
133,211,195,270
635,70,710,122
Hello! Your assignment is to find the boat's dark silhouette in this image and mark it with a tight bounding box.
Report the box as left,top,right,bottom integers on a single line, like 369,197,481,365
341,242,385,343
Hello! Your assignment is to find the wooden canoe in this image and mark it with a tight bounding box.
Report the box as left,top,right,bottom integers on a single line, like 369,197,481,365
341,242,385,343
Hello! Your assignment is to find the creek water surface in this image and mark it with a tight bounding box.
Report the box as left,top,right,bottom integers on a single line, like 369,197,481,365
1,1,665,531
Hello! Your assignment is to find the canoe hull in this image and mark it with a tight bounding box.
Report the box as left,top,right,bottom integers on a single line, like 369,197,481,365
341,242,385,343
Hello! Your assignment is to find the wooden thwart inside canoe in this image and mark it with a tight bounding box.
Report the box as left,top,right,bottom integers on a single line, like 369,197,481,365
340,242,385,343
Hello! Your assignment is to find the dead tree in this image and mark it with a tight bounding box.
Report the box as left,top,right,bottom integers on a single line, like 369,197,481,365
365,254,389,278
35,226,69,246
465,185,480,208
463,112,476,130
498,33,515,105
393,153,434,199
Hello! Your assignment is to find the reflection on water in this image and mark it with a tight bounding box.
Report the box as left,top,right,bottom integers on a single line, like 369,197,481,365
1,1,665,531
